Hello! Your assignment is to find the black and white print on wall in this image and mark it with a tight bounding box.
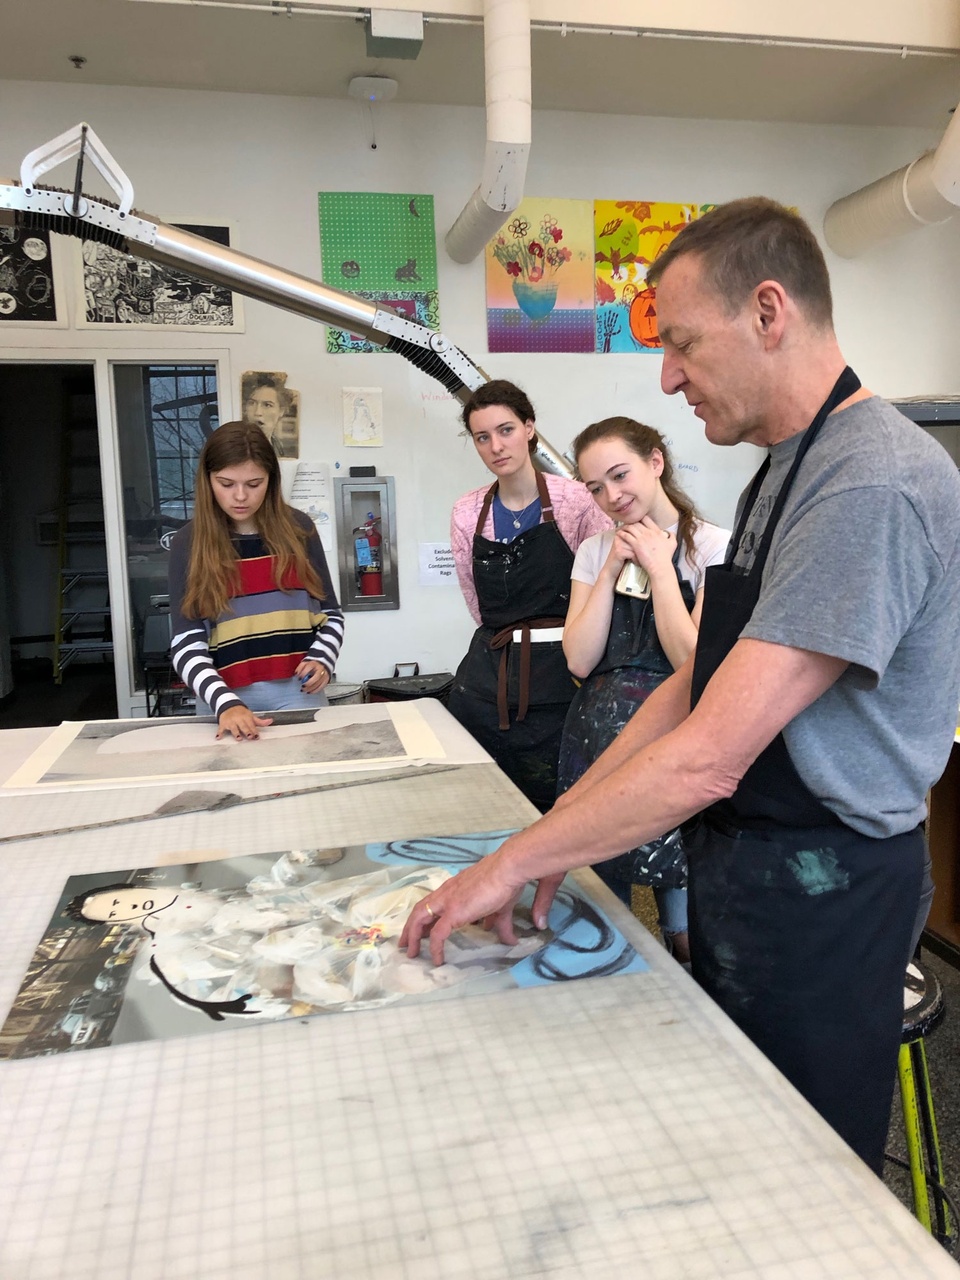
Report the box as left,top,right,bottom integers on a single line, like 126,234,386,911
0,226,65,327
77,224,244,331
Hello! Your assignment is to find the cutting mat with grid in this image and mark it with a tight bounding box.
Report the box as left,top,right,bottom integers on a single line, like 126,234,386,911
0,740,952,1278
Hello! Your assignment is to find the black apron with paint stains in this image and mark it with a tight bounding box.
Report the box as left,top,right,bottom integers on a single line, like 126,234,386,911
558,545,694,890
447,470,577,812
687,367,924,1173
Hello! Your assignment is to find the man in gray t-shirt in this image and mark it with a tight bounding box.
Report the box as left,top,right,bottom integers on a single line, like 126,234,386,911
401,199,960,1176
735,393,960,839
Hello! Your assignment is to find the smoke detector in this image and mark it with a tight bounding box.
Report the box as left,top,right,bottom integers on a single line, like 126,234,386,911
348,76,398,104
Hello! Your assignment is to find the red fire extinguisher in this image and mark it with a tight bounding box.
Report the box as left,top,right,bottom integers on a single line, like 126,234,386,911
354,513,383,596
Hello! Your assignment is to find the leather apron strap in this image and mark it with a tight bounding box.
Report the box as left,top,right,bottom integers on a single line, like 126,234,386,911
488,616,567,730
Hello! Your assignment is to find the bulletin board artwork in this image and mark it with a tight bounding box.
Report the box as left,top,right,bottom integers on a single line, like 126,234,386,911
0,225,63,326
485,197,594,353
319,192,439,354
77,224,243,330
0,831,645,1060
594,201,714,353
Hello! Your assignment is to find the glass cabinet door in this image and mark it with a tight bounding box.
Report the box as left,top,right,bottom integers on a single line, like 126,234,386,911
112,363,219,699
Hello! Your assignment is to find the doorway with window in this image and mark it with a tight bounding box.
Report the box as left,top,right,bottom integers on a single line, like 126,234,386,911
113,361,220,713
0,357,223,725
0,362,116,726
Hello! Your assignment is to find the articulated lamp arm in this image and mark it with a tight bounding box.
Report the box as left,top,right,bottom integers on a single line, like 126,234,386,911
0,122,573,477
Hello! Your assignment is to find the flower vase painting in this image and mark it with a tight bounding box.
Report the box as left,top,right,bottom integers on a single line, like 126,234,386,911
485,198,594,353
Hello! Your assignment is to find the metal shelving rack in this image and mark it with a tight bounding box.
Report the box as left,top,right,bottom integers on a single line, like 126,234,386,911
52,378,112,683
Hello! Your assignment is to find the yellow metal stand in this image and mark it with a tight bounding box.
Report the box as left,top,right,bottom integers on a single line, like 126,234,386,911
893,960,955,1252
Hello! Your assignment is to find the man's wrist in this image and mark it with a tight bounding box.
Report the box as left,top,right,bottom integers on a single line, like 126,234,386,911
499,829,552,889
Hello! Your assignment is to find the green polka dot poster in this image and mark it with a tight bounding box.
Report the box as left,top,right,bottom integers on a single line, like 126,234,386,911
319,192,439,353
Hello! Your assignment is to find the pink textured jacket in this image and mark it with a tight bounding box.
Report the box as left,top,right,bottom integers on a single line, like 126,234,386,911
451,474,613,625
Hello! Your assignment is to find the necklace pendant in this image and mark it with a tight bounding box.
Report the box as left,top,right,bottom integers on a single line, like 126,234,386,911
513,518,521,529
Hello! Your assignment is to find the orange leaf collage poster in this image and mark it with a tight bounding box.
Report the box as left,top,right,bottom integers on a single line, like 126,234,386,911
594,201,715,353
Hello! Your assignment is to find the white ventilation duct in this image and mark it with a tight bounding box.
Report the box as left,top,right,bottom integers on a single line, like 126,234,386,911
824,104,960,258
444,0,531,264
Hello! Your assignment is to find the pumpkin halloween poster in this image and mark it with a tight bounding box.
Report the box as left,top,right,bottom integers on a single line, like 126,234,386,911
485,197,594,353
593,200,715,353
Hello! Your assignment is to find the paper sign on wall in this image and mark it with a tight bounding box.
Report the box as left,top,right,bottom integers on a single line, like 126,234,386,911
419,542,456,586
289,461,333,553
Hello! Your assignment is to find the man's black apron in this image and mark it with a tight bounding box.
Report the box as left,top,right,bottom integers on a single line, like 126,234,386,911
447,470,577,812
687,367,924,1173
558,547,694,895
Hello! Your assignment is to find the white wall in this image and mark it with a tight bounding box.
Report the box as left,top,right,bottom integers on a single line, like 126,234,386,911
2,79,959,684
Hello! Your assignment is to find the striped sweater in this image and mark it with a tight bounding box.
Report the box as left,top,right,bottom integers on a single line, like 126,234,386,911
168,510,344,719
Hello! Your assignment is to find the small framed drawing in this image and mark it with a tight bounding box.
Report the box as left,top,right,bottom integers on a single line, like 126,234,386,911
342,386,383,447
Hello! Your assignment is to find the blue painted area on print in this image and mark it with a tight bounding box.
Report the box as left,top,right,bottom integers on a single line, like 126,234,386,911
366,830,647,985
367,829,519,873
510,889,647,985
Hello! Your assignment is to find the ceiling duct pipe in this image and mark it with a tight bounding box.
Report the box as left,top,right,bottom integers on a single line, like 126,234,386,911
824,104,960,258
444,0,531,264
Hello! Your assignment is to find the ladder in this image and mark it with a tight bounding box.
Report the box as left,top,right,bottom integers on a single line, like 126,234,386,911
53,378,112,683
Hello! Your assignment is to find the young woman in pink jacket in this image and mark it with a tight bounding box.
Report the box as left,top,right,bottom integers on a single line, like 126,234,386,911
448,380,610,811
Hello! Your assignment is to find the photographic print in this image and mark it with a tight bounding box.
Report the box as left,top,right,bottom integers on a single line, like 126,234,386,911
0,831,646,1059
241,369,300,458
77,223,244,330
0,226,64,327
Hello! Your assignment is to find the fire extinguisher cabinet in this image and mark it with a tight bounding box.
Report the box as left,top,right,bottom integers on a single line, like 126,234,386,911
333,476,399,612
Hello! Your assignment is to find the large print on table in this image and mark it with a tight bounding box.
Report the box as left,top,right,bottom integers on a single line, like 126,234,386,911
0,832,646,1059
2,704,444,790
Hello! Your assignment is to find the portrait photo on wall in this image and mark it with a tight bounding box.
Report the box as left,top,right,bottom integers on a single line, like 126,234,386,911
77,223,243,330
241,370,300,458
0,225,65,327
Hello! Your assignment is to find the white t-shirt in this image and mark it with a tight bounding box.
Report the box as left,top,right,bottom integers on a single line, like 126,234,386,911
571,520,731,592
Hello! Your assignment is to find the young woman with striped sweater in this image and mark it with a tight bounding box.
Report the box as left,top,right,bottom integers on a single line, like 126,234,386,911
168,422,344,740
